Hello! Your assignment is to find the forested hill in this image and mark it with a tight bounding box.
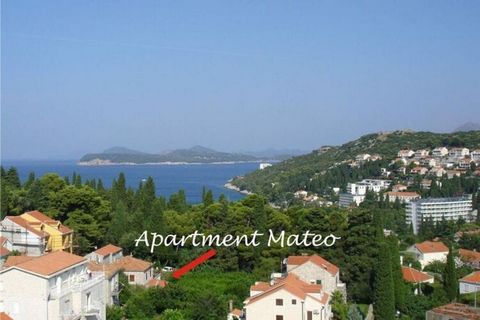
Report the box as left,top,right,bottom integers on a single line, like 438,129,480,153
79,146,259,164
231,130,480,202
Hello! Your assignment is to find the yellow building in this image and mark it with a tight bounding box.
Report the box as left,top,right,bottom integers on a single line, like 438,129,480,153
20,211,73,253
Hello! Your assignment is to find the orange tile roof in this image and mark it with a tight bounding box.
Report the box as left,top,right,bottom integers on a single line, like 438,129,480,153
115,256,152,272
429,303,480,319
230,309,242,317
0,236,8,245
386,191,420,197
415,241,448,254
0,312,14,320
401,266,433,283
461,271,480,284
5,216,48,238
287,255,339,275
459,249,480,263
24,210,56,222
94,244,122,256
250,281,271,292
146,278,168,288
0,246,11,256
4,255,35,267
245,274,324,306
3,251,86,277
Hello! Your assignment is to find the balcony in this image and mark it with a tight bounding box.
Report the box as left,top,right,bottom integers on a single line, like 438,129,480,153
49,273,104,300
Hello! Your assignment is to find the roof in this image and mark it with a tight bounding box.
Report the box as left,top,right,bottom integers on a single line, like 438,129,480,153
0,312,14,320
87,261,122,279
115,256,152,272
414,241,449,254
287,255,339,275
245,274,327,306
22,211,73,234
146,278,168,288
230,309,242,317
94,244,122,257
401,266,433,283
250,281,271,292
0,246,11,257
429,303,480,319
459,249,480,263
460,271,480,284
2,251,86,277
0,236,8,245
4,255,35,267
4,216,48,238
386,191,420,197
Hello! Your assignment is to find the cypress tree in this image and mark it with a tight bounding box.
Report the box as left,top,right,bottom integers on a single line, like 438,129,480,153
374,242,395,320
6,167,21,188
203,190,214,207
24,172,36,188
387,237,406,311
444,244,458,301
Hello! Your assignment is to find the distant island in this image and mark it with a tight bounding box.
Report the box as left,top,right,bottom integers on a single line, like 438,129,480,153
79,146,294,165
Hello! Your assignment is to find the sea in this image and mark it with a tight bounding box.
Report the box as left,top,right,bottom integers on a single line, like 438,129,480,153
1,160,260,203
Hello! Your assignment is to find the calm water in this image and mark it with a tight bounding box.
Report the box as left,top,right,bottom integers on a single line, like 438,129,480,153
1,160,259,203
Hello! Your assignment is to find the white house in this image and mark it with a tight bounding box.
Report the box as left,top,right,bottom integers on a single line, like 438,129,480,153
471,150,480,162
420,158,436,167
414,149,429,159
0,216,48,256
385,191,421,203
398,150,414,158
115,255,153,286
406,241,449,269
0,236,13,261
87,261,121,305
355,154,371,162
86,244,123,264
0,250,106,320
432,147,448,158
244,274,331,320
402,266,434,295
459,271,480,294
449,147,470,159
286,255,345,297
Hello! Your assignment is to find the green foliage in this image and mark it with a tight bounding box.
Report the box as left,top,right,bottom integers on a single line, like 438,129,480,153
373,242,395,320
443,244,458,301
158,309,185,320
331,290,348,320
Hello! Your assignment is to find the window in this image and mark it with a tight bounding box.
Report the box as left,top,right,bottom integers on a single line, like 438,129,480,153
275,299,283,306
276,316,283,320
291,299,296,305
129,274,135,282
316,280,322,285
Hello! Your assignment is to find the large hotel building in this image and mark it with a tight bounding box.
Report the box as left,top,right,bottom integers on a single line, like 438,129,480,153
406,196,474,234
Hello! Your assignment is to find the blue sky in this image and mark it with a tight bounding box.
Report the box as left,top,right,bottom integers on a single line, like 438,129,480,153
2,1,479,159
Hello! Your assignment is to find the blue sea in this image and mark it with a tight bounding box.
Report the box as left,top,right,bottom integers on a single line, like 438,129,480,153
1,160,259,203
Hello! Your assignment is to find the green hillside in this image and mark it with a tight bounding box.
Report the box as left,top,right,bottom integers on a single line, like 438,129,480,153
231,130,480,202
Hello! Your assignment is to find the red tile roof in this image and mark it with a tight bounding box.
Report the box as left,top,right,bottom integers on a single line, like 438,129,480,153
0,312,14,320
429,303,480,319
87,261,122,279
460,271,480,284
0,236,8,245
115,256,152,272
402,266,433,283
250,281,271,292
386,191,420,198
0,246,11,257
3,251,86,277
287,255,339,275
245,274,327,306
5,216,48,238
415,241,448,254
146,278,168,288
4,255,35,267
230,309,242,317
24,210,55,222
94,244,122,256
459,249,480,263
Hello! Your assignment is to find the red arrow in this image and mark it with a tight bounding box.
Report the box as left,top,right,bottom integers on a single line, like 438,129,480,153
172,249,217,279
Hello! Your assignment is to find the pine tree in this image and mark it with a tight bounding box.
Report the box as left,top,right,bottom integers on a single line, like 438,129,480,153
5,167,21,188
443,243,458,301
203,190,214,207
373,242,395,320
24,172,36,188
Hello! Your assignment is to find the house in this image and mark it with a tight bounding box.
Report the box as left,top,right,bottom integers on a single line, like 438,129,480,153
398,150,414,158
414,149,429,159
401,266,433,284
87,244,123,264
227,308,243,320
146,278,168,288
471,150,480,162
420,157,436,167
457,158,473,170
392,184,408,192
410,166,428,175
429,166,446,177
339,179,391,207
446,170,462,179
0,236,13,262
87,261,122,305
432,147,448,158
426,303,480,320
0,211,73,256
449,147,470,159
115,255,153,286
244,274,331,320
355,154,371,162
420,179,432,189
459,271,480,294
459,249,480,269
406,241,449,269
294,191,308,199
0,251,106,320
286,255,345,296
385,191,421,203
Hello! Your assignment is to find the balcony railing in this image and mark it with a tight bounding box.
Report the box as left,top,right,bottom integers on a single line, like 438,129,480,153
49,273,104,300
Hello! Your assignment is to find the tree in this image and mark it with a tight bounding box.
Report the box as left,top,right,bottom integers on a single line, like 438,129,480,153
443,244,458,301
203,190,214,207
331,290,348,320
158,309,185,320
387,236,406,311
373,242,395,320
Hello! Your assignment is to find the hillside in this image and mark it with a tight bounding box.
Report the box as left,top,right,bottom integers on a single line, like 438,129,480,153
79,146,258,164
230,130,480,202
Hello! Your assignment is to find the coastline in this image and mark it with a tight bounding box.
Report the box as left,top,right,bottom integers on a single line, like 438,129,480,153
78,160,266,166
224,181,254,195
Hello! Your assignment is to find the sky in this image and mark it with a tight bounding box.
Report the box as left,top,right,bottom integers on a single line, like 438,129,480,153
1,1,479,159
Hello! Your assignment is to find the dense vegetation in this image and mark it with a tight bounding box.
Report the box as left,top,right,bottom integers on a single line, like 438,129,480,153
80,145,258,164
1,165,479,319
231,130,480,203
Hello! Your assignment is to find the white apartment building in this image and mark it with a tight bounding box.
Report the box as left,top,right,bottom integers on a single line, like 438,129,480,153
0,251,106,320
471,150,480,162
449,147,470,159
406,196,473,234
1,216,48,256
244,274,331,320
414,149,429,159
385,191,421,203
432,147,448,158
339,179,390,207
406,241,449,269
